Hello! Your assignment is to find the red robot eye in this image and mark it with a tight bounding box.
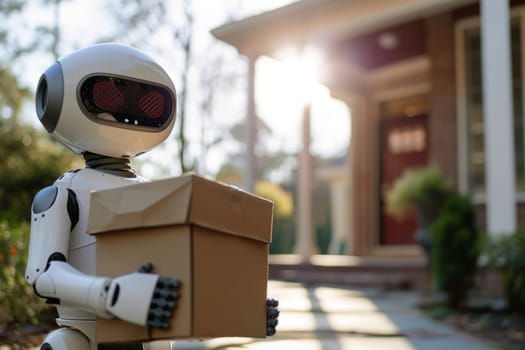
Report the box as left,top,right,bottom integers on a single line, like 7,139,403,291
93,80,124,112
139,91,164,119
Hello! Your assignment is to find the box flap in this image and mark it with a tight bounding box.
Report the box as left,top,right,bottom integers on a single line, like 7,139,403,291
88,174,273,243
189,176,273,243
88,175,193,234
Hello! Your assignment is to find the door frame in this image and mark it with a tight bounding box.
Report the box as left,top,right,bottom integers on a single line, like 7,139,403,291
371,82,430,256
379,113,429,245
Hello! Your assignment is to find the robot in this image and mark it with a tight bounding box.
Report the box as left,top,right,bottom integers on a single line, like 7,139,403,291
25,43,279,350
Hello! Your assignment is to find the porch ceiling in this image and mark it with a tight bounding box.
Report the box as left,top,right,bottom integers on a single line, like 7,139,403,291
211,0,477,57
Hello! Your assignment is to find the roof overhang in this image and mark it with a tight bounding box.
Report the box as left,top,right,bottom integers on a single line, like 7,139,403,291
211,0,477,56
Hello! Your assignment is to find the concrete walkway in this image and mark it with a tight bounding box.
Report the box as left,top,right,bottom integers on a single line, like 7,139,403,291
171,280,502,350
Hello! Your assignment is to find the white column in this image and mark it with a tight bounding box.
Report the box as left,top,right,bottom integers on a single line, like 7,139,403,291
296,103,315,262
328,179,350,254
481,0,516,234
245,55,257,193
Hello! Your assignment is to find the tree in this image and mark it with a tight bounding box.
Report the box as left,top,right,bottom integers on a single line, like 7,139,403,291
0,117,81,221
174,0,195,173
228,117,295,183
0,68,29,122
100,0,169,47
0,1,25,60
37,0,71,60
0,1,29,123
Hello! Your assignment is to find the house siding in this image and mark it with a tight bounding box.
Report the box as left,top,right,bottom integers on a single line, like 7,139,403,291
426,13,458,187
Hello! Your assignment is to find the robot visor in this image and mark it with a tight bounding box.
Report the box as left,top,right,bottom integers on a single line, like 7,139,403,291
79,75,174,130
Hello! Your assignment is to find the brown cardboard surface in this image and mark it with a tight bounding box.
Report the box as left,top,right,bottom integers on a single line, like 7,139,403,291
188,176,273,243
88,174,273,243
190,226,267,338
90,175,273,343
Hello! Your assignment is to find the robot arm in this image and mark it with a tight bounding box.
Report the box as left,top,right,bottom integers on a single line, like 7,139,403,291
26,185,180,327
40,260,180,327
26,185,78,286
34,260,112,317
26,184,113,317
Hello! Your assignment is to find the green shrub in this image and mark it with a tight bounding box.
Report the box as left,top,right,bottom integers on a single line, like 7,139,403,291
255,181,295,254
0,219,49,333
255,181,293,218
0,118,82,221
484,232,525,311
386,166,450,222
430,194,481,309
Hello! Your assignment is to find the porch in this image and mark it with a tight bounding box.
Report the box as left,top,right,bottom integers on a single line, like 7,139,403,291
269,254,503,304
269,254,427,290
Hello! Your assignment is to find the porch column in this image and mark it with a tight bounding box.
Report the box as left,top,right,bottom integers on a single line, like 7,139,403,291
296,103,315,262
481,0,516,234
348,95,372,255
327,177,351,254
245,54,257,193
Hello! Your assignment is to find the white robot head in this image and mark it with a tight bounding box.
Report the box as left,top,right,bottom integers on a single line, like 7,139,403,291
35,43,176,158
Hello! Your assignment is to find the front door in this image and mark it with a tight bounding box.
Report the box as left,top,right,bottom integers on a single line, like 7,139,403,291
380,114,428,244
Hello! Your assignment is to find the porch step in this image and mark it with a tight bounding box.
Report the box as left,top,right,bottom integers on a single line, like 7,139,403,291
269,254,428,290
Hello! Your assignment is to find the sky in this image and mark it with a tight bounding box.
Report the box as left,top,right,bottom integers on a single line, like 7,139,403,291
12,0,350,182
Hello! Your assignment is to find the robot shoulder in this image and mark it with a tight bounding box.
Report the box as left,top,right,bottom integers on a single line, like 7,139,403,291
33,186,59,214
32,185,79,231
54,169,82,187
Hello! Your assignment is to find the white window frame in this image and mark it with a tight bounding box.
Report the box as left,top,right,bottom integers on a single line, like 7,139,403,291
456,7,525,204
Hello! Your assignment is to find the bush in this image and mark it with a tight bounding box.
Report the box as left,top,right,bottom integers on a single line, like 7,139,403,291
255,181,293,218
0,118,82,221
0,219,49,334
386,166,450,222
484,232,525,312
430,194,481,309
255,181,295,254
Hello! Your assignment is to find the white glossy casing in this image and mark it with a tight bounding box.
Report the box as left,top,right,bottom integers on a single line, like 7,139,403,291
47,43,176,158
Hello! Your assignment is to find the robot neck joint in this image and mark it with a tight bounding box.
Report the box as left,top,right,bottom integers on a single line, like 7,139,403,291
83,152,136,178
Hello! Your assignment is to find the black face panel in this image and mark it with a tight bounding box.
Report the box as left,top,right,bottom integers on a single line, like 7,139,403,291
79,75,174,130
36,62,64,133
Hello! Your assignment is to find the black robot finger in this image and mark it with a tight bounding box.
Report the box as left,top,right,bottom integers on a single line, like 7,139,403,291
267,308,280,318
267,318,278,327
158,277,181,289
266,297,279,308
151,299,177,310
154,288,180,301
170,278,182,288
148,307,173,320
137,262,154,273
147,318,170,329
266,327,276,336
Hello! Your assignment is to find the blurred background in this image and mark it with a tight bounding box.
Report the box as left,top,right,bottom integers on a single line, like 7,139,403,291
1,0,525,348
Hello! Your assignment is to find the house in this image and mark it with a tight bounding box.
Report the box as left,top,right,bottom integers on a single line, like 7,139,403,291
212,0,521,267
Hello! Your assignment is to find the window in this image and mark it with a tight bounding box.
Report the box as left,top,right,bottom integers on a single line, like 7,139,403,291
388,126,426,154
458,16,525,197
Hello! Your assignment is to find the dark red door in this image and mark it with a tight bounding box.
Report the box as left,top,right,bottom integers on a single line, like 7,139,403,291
380,114,428,245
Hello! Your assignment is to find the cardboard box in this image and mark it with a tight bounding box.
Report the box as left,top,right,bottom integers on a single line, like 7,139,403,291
87,174,273,343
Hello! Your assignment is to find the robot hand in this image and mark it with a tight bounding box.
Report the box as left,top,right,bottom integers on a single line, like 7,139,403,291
105,263,181,329
266,297,279,336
